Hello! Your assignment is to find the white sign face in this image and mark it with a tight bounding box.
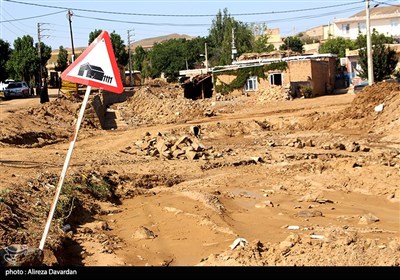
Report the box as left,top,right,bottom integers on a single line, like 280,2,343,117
61,31,123,94
66,38,117,87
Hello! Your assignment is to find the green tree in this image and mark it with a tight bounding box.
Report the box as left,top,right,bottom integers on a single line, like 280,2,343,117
356,30,397,82
37,41,52,78
88,29,102,45
319,37,356,58
185,37,208,69
253,34,275,53
248,23,275,53
133,46,147,72
279,36,304,53
89,29,128,67
207,8,253,66
110,32,128,67
148,38,187,81
6,35,39,82
0,39,11,81
55,46,69,72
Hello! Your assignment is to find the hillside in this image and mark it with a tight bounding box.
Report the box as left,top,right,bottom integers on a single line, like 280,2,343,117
130,33,193,49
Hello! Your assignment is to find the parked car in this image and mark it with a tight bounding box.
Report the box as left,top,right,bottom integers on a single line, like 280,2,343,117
3,81,31,99
353,80,369,93
0,79,15,92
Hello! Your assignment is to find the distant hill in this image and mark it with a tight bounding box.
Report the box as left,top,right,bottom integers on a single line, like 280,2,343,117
52,33,193,53
130,33,194,49
50,33,194,65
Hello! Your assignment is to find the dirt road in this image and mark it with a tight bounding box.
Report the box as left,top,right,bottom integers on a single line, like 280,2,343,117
0,82,399,266
0,90,59,121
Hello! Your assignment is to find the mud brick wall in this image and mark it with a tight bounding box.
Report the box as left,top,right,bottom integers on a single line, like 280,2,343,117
310,60,329,97
88,94,105,129
89,90,134,129
288,60,313,82
288,59,335,97
101,90,134,106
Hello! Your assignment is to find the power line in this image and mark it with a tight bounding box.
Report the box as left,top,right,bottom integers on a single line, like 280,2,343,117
1,14,30,35
74,5,364,27
1,7,33,32
74,14,210,27
4,0,364,17
371,0,400,7
0,9,67,23
253,6,364,25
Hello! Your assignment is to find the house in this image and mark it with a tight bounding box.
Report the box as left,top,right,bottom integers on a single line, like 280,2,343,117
264,28,284,50
301,24,335,54
333,5,400,40
124,70,142,86
343,44,400,85
303,24,334,42
212,53,337,99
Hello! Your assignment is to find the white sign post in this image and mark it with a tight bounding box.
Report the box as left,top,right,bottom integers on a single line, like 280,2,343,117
38,31,123,251
39,86,92,250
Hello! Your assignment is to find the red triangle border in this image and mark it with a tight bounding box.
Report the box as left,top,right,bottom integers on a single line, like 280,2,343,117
61,31,124,94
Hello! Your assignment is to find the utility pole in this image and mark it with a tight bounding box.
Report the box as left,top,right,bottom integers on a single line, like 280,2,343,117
38,23,42,80
127,29,135,87
366,0,374,85
205,42,208,72
37,23,49,80
67,10,79,94
231,28,237,62
67,10,75,63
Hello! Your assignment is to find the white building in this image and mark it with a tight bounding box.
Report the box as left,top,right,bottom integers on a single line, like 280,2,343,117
333,5,400,40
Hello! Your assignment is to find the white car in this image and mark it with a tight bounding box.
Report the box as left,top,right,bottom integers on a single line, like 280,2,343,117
3,81,31,99
0,79,15,91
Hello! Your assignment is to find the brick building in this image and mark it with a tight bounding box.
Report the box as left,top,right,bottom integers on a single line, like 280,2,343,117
212,53,337,98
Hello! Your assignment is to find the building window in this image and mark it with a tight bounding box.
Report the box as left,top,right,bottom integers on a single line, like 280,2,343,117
358,22,366,34
269,73,282,85
391,19,399,35
342,24,350,35
245,76,258,91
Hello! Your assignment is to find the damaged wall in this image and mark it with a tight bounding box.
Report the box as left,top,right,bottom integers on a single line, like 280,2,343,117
182,74,213,100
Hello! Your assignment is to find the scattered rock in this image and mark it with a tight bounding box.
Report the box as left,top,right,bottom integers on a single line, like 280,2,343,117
358,213,380,225
297,210,323,218
132,226,157,240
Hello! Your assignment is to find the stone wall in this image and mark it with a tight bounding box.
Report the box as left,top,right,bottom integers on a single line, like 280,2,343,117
87,89,134,129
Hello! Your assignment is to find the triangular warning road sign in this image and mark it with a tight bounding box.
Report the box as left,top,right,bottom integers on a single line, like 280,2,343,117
61,31,124,94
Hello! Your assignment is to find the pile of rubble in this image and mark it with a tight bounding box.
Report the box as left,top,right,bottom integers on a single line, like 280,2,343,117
123,132,223,161
118,85,212,127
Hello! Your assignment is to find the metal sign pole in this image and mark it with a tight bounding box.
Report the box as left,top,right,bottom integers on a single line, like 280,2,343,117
39,86,92,251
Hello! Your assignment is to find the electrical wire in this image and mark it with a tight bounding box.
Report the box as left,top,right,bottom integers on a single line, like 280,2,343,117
74,14,210,27
73,5,364,27
0,9,68,23
371,0,400,7
4,0,364,17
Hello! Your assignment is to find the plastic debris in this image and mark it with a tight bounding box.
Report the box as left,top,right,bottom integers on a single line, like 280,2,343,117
229,237,248,250
310,234,324,239
374,103,384,112
287,225,300,230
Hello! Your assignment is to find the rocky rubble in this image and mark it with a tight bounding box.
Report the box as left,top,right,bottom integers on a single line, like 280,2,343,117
121,132,223,161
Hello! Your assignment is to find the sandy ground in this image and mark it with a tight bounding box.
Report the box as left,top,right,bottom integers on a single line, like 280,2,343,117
0,82,399,267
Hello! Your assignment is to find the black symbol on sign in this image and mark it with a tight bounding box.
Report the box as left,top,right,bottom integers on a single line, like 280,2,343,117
78,63,113,84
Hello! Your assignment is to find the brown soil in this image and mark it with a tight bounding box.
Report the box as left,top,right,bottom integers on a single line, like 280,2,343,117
0,81,399,267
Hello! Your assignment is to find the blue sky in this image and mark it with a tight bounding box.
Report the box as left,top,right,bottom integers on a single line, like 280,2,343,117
0,0,398,50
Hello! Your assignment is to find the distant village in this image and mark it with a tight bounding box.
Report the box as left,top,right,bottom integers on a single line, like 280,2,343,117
44,5,400,99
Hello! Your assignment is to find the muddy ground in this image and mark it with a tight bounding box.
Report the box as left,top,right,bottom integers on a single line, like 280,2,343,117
0,81,399,266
